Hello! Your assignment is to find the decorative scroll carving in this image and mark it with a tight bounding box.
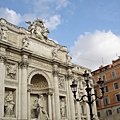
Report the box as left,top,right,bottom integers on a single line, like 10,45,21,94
4,91,15,117
26,18,49,40
22,34,29,48
31,94,50,120
58,76,65,89
6,63,17,79
0,53,7,62
60,97,66,118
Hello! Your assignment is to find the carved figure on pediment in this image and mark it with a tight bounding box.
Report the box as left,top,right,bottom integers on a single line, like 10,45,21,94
6,63,16,79
31,94,50,120
26,18,49,40
0,24,8,40
66,52,72,64
22,34,29,48
60,98,66,117
26,21,35,35
4,91,15,117
52,45,61,59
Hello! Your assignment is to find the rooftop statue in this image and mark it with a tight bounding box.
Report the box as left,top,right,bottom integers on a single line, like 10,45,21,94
26,18,49,41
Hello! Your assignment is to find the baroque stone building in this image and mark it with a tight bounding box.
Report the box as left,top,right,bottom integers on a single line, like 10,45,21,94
0,18,98,120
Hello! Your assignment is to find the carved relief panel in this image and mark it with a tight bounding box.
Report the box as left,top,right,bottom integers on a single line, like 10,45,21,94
5,62,17,80
4,88,16,118
58,75,65,90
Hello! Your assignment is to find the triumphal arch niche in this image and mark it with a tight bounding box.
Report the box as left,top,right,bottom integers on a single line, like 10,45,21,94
0,18,98,120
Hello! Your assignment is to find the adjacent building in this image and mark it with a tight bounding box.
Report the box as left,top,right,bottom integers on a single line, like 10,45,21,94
92,58,120,120
0,18,98,120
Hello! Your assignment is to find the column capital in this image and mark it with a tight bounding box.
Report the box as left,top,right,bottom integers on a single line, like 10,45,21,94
19,60,29,68
0,53,7,63
53,64,59,76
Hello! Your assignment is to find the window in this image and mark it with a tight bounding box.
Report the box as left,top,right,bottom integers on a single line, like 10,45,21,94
104,86,108,93
97,112,100,117
114,82,119,89
106,110,112,116
115,93,120,102
104,96,110,105
102,75,106,81
112,71,116,78
117,107,120,113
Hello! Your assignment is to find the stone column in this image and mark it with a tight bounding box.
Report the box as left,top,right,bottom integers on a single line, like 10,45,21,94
20,54,28,120
53,64,60,120
48,92,52,120
67,69,75,120
0,52,6,118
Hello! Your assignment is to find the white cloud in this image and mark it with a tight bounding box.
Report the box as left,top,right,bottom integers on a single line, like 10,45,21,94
45,15,61,30
70,30,120,71
0,7,22,25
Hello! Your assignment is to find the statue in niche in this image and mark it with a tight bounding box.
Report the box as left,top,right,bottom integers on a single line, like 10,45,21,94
60,98,66,117
4,91,15,117
31,94,50,120
26,18,49,40
22,34,29,48
6,63,16,79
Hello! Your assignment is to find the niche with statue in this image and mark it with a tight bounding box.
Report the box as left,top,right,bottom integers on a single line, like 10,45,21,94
4,88,16,118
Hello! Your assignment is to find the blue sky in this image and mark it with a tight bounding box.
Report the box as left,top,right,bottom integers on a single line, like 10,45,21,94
0,0,120,70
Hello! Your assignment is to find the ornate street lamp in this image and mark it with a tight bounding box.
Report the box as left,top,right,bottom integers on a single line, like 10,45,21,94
70,71,104,120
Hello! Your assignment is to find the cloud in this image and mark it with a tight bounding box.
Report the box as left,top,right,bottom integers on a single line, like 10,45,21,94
70,30,120,71
0,7,22,25
45,15,61,30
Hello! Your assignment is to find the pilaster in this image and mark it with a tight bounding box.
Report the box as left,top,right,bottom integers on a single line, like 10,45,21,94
20,54,29,120
67,68,75,120
53,64,60,120
0,48,6,119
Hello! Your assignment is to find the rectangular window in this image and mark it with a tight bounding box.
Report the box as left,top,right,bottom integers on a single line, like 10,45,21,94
104,96,110,105
117,107,120,113
106,110,112,116
97,112,100,117
115,94,120,102
104,86,108,93
114,82,119,89
112,71,116,78
102,75,106,82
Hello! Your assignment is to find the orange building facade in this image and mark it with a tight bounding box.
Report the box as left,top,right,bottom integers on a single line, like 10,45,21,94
92,58,120,120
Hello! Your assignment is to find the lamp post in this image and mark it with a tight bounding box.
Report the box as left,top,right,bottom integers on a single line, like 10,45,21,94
70,71,104,120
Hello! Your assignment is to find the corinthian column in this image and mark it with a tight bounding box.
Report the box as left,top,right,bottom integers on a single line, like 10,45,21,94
67,69,75,120
53,64,60,120
0,53,6,118
20,54,29,120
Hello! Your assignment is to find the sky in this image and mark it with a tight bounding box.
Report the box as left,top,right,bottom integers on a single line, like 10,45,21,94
0,0,120,71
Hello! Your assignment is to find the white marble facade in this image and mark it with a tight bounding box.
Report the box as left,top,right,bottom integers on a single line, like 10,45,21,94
0,18,98,120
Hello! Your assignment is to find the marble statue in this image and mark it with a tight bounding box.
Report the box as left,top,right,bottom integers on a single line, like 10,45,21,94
4,91,15,117
26,18,49,40
22,35,29,48
60,98,66,117
31,94,50,120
